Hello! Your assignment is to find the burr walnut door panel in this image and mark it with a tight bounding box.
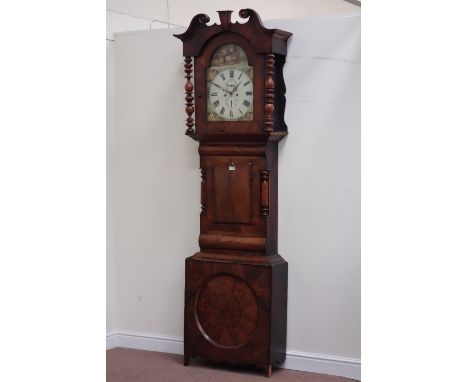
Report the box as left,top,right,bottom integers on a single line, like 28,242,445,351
201,156,266,236
185,258,271,368
184,256,288,371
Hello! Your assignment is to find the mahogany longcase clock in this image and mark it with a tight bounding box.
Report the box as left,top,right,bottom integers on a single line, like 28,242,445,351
174,9,292,377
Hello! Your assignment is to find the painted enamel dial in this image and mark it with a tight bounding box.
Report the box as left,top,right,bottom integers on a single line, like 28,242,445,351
208,68,253,120
206,43,253,121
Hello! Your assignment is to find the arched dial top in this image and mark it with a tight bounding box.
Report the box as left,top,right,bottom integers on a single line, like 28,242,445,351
207,44,253,121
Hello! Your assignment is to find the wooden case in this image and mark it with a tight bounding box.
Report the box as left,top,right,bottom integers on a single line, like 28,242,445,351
174,9,292,377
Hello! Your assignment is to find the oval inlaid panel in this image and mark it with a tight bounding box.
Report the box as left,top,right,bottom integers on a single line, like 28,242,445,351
195,275,259,348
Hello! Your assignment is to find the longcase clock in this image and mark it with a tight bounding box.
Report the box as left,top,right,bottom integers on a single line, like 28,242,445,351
174,9,292,377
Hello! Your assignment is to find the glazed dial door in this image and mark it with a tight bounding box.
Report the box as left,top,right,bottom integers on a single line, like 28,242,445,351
207,44,254,121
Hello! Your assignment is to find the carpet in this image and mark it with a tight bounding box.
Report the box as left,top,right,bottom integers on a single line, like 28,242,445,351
107,348,355,382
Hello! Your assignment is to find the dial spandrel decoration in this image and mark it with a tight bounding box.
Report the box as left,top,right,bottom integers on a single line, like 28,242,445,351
207,44,253,121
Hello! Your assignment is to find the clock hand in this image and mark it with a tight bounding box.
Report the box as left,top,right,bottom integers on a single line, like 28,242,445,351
212,82,229,94
228,82,241,96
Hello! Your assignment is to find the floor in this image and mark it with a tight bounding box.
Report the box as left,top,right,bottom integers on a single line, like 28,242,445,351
107,348,356,382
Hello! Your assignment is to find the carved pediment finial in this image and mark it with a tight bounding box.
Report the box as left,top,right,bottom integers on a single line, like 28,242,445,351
217,10,233,30
173,13,210,41
239,8,264,28
197,14,210,24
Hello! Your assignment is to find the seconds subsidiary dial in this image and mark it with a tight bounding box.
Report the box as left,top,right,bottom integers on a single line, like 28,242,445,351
208,67,253,121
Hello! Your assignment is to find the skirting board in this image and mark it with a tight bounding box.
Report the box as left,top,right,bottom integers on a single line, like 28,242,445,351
106,331,360,380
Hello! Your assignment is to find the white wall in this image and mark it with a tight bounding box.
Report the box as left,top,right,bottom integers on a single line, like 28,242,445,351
108,13,360,379
107,10,173,41
279,16,360,359
106,0,174,338
107,0,359,28
106,40,117,334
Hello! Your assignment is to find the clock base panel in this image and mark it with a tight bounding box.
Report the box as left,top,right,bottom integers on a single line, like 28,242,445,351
184,254,287,376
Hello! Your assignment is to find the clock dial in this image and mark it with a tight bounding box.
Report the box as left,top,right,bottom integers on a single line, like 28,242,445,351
207,44,253,121
209,68,253,121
